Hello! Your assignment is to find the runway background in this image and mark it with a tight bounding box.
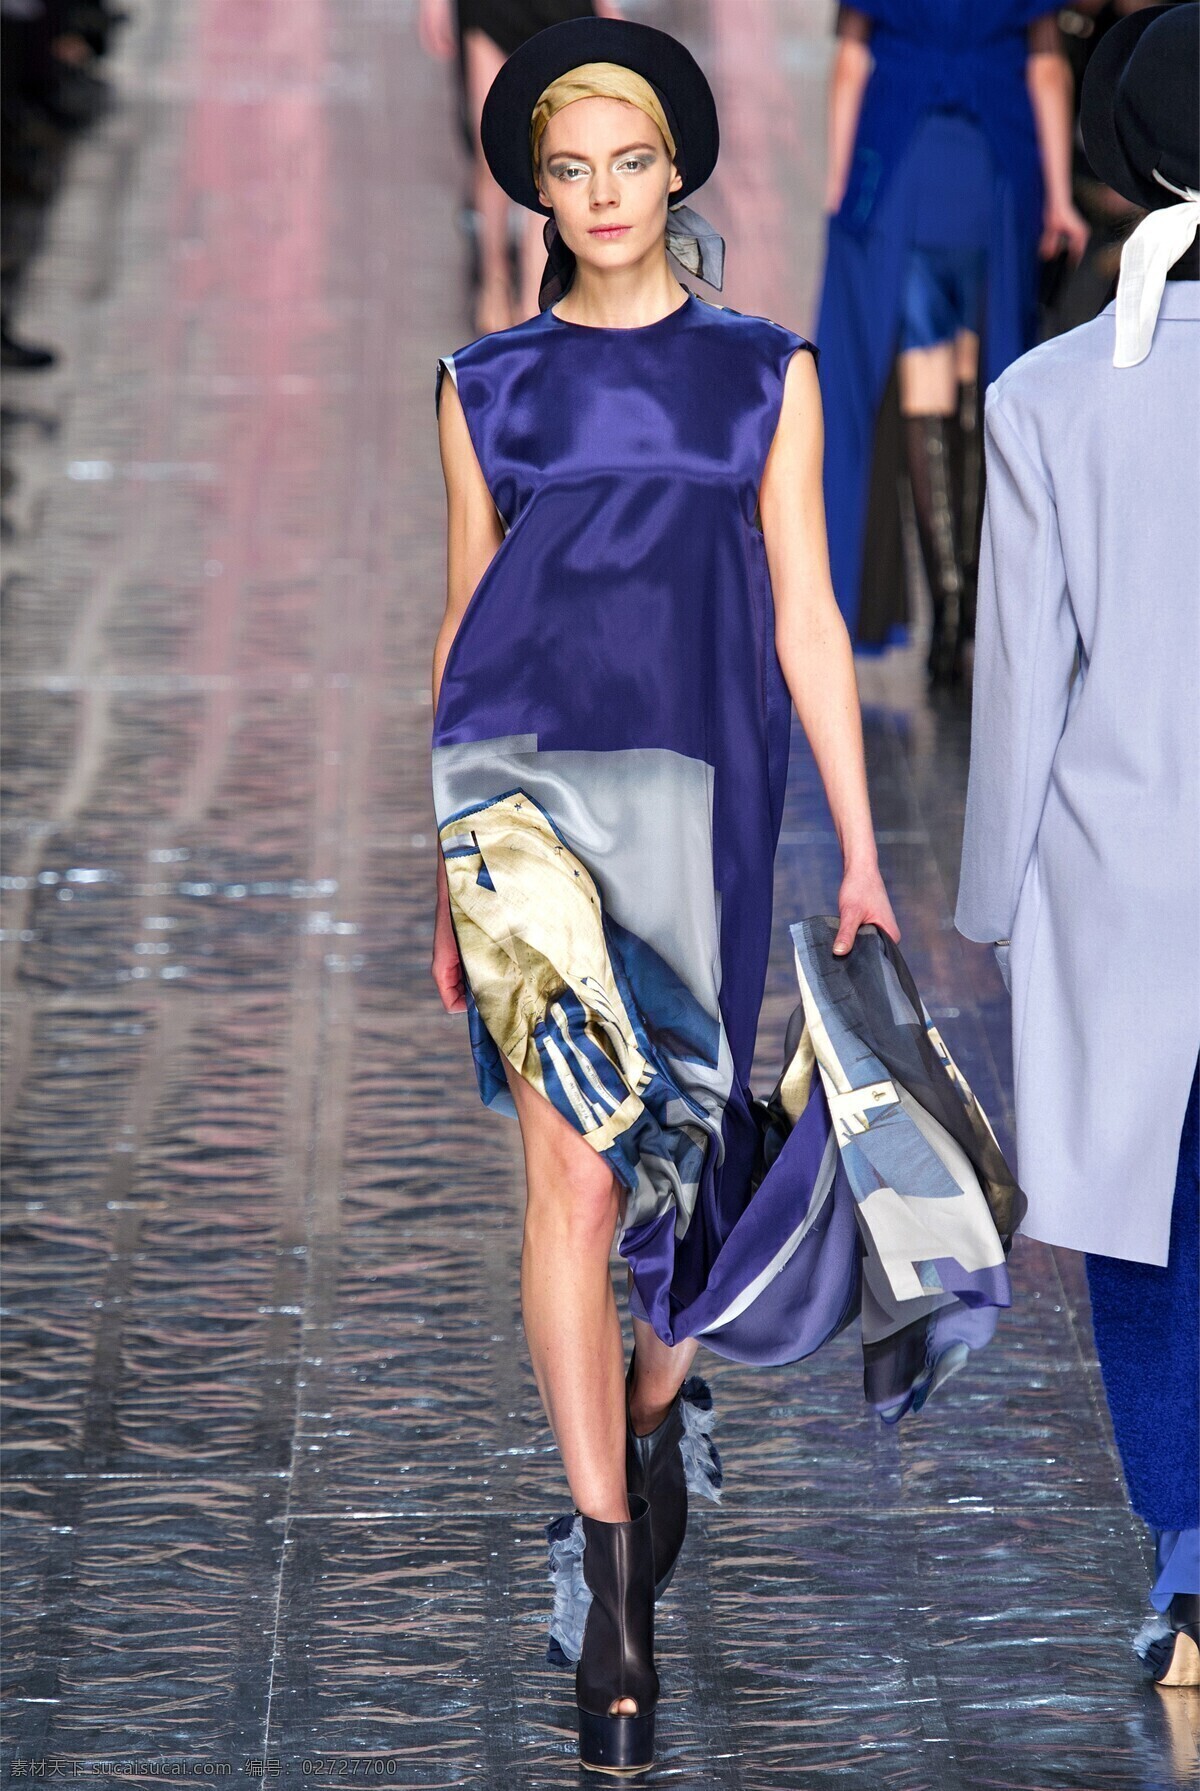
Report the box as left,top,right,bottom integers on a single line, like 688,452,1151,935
2,3,1194,1785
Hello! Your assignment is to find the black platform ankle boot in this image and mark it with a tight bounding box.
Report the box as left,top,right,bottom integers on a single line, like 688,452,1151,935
576,1494,659,1775
625,1354,687,1600
626,1353,723,1600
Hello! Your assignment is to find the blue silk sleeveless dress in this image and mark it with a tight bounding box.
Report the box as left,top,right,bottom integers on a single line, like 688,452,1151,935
432,289,1019,1419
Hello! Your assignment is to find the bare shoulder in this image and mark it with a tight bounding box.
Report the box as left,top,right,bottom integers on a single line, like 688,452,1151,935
435,371,473,477
782,341,820,398
773,345,822,457
437,377,501,552
761,346,823,516
435,358,467,440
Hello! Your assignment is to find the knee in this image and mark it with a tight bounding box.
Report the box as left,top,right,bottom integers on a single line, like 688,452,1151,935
524,1152,621,1250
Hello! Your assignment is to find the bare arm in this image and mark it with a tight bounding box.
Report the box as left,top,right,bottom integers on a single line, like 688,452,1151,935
432,373,505,711
825,7,873,215
1026,16,1090,262
760,350,899,954
430,373,505,1011
417,0,456,58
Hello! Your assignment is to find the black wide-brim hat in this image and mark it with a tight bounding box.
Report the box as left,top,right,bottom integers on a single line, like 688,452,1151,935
1080,1,1199,210
479,17,719,218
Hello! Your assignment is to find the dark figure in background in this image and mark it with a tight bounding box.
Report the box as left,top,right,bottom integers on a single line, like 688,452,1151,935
817,2,1089,685
420,0,625,336
1,0,129,513
1,0,117,160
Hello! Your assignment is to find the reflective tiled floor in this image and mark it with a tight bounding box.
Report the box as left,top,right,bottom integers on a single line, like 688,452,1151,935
2,4,1195,1787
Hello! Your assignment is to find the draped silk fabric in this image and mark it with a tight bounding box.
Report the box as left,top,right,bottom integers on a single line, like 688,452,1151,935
432,291,1020,1417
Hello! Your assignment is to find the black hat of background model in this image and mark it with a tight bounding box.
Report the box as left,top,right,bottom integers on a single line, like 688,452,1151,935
479,17,719,218
1081,2,1199,210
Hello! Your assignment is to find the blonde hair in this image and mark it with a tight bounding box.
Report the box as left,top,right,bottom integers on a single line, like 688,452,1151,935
529,61,676,192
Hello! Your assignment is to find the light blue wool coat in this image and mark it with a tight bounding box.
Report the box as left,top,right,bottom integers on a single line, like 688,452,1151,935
957,282,1200,1268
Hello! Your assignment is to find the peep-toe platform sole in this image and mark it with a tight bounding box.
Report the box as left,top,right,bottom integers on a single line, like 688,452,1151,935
578,1706,656,1775
1155,1628,1200,1688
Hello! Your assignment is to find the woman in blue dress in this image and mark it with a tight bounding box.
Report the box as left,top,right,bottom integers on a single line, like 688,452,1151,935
817,1,1089,681
429,17,1022,1773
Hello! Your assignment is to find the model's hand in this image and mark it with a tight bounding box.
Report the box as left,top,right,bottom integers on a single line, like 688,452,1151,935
823,176,846,218
417,0,456,59
833,862,900,956
824,156,853,216
432,881,468,1013
1040,198,1090,264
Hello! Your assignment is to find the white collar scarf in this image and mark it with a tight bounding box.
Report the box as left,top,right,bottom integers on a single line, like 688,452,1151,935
1114,169,1200,368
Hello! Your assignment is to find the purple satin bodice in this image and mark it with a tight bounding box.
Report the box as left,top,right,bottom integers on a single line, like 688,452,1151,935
434,291,813,1079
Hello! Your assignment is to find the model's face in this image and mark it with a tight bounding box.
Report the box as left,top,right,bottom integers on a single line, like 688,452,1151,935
535,96,683,273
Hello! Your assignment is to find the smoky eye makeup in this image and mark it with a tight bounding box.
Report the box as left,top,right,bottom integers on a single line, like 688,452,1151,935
546,150,658,179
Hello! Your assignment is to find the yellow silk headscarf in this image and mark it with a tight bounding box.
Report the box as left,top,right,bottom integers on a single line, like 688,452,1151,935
523,59,724,310
529,61,676,187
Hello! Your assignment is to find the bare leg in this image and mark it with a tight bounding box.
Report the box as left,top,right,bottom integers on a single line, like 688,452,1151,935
461,27,515,336
629,1310,699,1436
505,1052,628,1520
501,1054,639,1714
953,326,979,392
897,341,957,418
